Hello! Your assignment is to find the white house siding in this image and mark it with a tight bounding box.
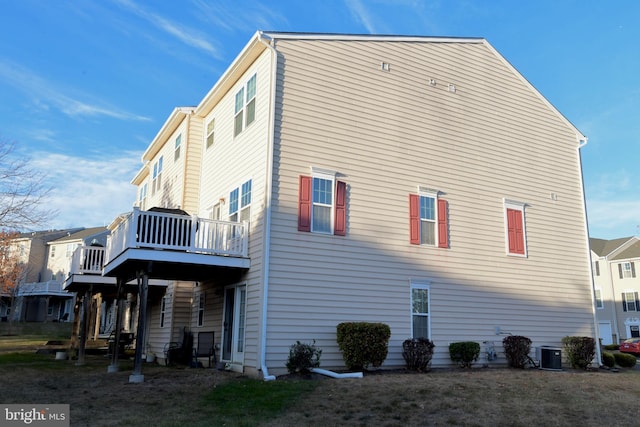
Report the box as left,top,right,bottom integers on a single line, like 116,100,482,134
181,114,203,215
196,49,273,373
592,251,617,342
264,37,594,372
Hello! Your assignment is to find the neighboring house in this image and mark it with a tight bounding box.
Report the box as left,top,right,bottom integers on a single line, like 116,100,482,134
86,32,596,380
3,229,81,322
590,236,640,344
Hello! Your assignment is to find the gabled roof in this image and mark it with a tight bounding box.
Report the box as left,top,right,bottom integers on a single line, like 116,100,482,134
14,228,83,242
48,227,108,244
590,236,638,258
611,239,640,261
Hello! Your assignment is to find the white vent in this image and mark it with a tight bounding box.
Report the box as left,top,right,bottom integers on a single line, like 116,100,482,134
380,62,391,72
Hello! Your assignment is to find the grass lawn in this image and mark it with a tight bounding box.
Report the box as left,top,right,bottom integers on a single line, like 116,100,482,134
1,324,640,426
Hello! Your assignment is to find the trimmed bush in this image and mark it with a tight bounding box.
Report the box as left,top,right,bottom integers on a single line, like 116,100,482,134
402,338,435,372
286,340,322,374
601,351,615,368
336,322,391,370
502,335,532,369
449,341,480,368
561,336,596,370
603,344,620,351
614,352,638,368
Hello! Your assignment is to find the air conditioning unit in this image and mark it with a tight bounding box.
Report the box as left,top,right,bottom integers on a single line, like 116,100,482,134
537,346,562,370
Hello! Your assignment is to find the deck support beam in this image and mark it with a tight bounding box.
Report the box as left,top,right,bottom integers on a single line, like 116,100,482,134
129,266,150,383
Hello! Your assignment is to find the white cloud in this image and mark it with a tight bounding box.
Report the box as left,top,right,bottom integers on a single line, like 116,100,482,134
345,0,379,33
586,198,640,239
0,60,151,122
31,151,142,229
114,0,222,59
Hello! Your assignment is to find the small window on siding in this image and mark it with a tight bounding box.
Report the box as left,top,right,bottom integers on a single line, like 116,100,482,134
197,292,205,327
174,134,182,161
234,73,257,137
595,288,603,309
593,260,600,276
206,119,215,149
160,297,167,328
622,291,640,312
152,156,164,196
138,183,148,210
411,282,430,339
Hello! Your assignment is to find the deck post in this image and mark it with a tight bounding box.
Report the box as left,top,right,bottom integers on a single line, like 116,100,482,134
76,287,91,366
108,278,126,373
129,268,149,383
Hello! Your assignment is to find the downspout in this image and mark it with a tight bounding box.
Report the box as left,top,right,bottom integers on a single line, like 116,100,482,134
257,32,277,381
577,137,603,366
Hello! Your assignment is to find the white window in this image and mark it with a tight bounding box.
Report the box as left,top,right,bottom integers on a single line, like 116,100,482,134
160,297,167,328
206,119,215,149
312,171,335,234
152,156,164,196
593,260,600,276
197,291,205,327
595,288,603,309
209,202,221,221
138,183,148,210
234,74,257,136
50,246,56,258
419,190,436,245
229,179,252,222
620,262,636,279
624,291,638,312
411,282,430,339
174,134,181,161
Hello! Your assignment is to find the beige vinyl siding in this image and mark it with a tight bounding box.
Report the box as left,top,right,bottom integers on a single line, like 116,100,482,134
197,50,272,372
265,38,593,371
182,115,202,215
146,281,193,359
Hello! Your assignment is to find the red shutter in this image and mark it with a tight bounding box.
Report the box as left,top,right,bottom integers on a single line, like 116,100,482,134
506,208,525,255
298,176,312,232
437,199,448,248
334,181,346,236
409,194,420,245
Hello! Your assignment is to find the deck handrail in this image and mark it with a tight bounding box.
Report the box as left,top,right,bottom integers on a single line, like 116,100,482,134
69,245,106,275
105,207,248,266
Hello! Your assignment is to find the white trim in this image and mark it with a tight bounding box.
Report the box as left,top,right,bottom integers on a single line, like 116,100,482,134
311,166,337,179
503,198,528,258
263,31,483,44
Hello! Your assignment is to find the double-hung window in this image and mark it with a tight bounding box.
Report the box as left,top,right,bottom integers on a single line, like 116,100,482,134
622,291,639,312
411,282,430,339
229,179,252,222
619,262,636,279
594,288,603,309
138,183,148,210
174,134,181,161
409,187,448,247
206,119,215,149
234,74,257,136
298,169,346,236
197,291,205,327
160,297,167,328
152,156,163,195
504,199,526,256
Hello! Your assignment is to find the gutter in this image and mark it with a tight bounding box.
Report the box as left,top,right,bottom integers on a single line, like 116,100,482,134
257,31,277,381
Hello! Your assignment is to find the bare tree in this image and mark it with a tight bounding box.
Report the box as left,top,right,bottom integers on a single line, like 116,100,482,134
0,230,26,333
0,139,56,230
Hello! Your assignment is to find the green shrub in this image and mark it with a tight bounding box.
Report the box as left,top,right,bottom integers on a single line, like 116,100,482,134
336,322,391,370
614,352,638,368
561,336,595,370
402,338,435,372
603,344,620,351
286,340,322,374
449,341,480,368
601,351,615,368
502,335,532,369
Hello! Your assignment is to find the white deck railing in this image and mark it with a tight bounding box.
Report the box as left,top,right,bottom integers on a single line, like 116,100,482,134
105,207,248,266
17,281,68,297
69,245,106,275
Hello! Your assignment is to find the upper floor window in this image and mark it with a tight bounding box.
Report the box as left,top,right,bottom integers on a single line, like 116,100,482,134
409,187,448,248
206,119,215,149
593,260,600,276
152,156,164,196
174,134,182,161
50,246,56,258
619,262,636,279
138,183,148,210
622,291,639,312
298,169,346,236
594,288,603,309
504,199,527,257
234,74,257,137
229,179,252,222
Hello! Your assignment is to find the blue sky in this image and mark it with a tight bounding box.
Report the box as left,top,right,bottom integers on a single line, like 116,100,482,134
0,0,638,239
